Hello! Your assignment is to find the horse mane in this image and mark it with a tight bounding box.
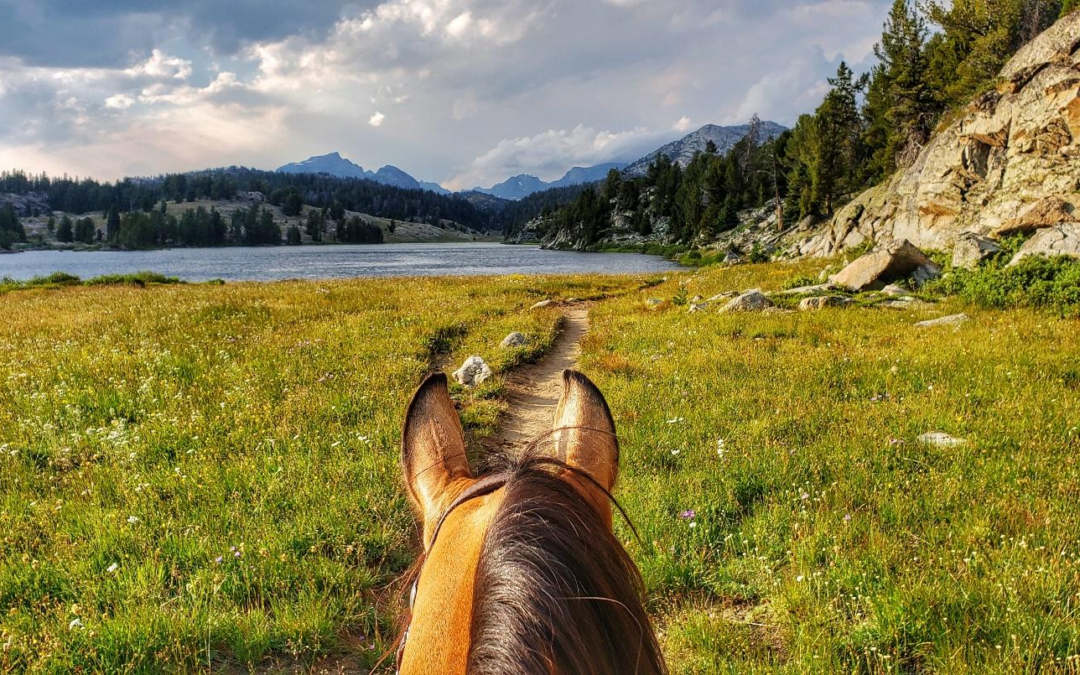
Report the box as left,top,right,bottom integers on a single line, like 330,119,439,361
465,450,667,674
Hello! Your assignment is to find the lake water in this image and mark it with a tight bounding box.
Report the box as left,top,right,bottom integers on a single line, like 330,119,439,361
0,243,679,282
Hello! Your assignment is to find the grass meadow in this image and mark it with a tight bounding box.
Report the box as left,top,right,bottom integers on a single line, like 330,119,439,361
2,261,1079,673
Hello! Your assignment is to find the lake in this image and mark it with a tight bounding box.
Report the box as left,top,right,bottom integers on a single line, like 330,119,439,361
0,243,679,282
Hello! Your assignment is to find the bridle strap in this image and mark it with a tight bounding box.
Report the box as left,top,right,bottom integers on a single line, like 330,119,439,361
426,473,512,550
396,472,512,673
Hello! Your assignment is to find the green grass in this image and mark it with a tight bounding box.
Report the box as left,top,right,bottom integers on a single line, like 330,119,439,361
0,274,649,672
580,261,1080,673
1,271,183,295
2,260,1079,673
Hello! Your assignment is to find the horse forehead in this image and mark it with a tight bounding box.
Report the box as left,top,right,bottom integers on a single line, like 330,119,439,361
402,487,508,675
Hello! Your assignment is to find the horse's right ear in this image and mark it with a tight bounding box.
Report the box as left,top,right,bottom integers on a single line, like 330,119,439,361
552,370,619,522
402,373,472,524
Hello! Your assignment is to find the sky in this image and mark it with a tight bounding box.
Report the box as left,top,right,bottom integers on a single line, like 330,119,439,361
0,0,892,190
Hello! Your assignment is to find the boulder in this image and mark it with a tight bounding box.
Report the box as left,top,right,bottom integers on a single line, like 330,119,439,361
530,300,554,310
723,251,742,266
799,295,854,311
500,332,528,349
952,232,1002,270
1008,224,1080,266
915,313,970,328
832,240,942,291
452,356,493,387
718,290,775,314
881,284,908,296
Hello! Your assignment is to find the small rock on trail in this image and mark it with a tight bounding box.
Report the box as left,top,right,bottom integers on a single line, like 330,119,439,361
500,332,528,348
453,356,493,387
530,300,554,310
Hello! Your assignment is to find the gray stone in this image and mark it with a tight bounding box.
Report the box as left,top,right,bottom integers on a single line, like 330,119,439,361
453,356,493,387
500,332,528,349
918,432,967,448
799,295,854,311
776,283,837,296
1008,224,1080,266
833,240,941,291
719,289,775,314
915,313,970,328
645,298,664,309
530,299,554,310
952,232,1002,270
723,251,742,266
881,284,908,296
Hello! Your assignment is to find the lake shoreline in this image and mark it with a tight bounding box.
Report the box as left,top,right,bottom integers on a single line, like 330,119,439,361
0,241,680,283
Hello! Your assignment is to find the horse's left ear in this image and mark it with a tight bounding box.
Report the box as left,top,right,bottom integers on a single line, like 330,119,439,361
402,373,472,524
552,370,619,519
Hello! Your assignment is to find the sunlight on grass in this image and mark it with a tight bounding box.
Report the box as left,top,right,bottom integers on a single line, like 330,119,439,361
0,273,648,672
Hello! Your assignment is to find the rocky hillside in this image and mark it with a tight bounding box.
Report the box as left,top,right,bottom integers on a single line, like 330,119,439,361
623,121,786,177
798,11,1080,258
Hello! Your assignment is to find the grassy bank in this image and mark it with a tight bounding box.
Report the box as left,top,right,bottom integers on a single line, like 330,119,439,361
0,274,645,672
1,262,1078,672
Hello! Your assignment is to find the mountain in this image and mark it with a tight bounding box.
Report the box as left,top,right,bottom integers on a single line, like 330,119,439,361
278,152,369,179
623,121,787,177
473,162,628,201
277,152,450,195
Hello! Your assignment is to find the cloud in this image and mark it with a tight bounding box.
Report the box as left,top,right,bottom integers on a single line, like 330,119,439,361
0,0,896,184
446,124,664,190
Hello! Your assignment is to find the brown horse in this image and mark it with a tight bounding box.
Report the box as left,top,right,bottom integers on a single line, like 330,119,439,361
395,369,666,674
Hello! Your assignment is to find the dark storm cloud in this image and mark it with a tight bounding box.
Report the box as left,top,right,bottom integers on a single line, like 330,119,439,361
0,0,374,67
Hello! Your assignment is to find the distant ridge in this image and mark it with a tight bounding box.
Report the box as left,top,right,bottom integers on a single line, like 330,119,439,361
472,162,627,201
277,152,450,195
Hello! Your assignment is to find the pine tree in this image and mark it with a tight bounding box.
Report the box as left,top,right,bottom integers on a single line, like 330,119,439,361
106,207,121,241
57,215,74,243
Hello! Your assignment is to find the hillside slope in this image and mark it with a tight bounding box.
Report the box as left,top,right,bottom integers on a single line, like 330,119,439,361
799,11,1080,256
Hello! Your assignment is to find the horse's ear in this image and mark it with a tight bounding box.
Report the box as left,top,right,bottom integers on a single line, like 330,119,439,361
402,373,472,521
552,370,619,507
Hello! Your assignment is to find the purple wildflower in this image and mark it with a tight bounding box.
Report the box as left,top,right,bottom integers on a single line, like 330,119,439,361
679,510,696,520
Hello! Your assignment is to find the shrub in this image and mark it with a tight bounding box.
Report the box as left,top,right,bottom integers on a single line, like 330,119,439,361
782,275,818,290
928,255,1080,317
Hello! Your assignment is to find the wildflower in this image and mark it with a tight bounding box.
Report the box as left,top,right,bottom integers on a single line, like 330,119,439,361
800,492,809,501
106,563,119,574
215,556,223,564
844,514,852,523
670,449,680,456
796,575,805,582
127,516,140,524
666,417,684,425
689,522,698,529
68,618,84,631
679,510,696,520
716,439,726,456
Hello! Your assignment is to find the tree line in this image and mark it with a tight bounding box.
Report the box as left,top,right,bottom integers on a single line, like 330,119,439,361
541,0,1073,247
0,166,495,233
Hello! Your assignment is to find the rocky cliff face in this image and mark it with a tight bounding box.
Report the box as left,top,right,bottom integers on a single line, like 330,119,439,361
799,12,1080,257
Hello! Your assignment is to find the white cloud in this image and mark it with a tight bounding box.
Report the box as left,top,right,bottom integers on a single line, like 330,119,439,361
105,94,134,109
369,111,386,127
673,115,693,132
125,50,193,81
447,124,661,190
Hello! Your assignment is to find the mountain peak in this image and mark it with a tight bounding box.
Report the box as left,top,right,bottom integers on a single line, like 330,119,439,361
624,121,787,177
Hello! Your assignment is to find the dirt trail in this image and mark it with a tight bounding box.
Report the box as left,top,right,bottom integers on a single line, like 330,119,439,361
484,306,589,453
